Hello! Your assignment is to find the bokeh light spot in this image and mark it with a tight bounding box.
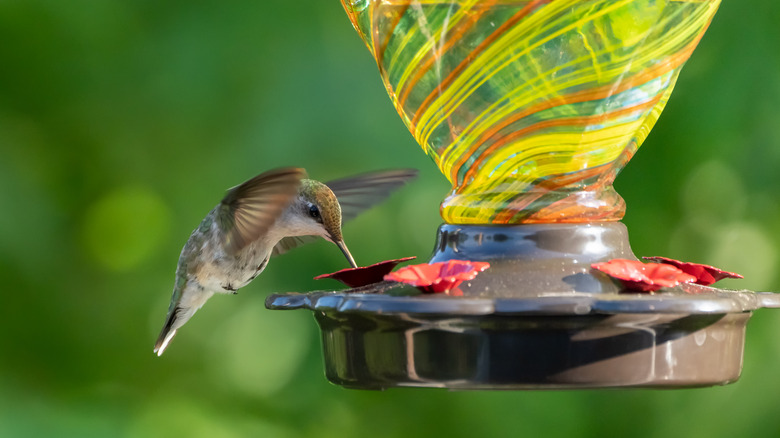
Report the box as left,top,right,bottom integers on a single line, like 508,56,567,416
398,183,446,252
128,396,294,438
709,222,777,291
680,160,746,229
82,186,171,271
208,299,312,398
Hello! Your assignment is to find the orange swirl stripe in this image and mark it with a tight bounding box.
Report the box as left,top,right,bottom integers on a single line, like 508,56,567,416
343,0,721,224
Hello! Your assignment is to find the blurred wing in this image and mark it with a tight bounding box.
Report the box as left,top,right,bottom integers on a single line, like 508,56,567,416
217,167,307,255
269,169,417,257
326,169,418,222
271,235,318,256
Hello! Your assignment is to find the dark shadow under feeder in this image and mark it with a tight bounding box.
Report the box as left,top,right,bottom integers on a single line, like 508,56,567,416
267,223,780,389
266,0,780,389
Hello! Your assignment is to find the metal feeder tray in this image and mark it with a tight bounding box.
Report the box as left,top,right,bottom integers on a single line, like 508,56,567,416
267,223,780,390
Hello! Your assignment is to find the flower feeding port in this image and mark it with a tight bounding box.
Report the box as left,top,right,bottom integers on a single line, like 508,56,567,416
266,0,780,389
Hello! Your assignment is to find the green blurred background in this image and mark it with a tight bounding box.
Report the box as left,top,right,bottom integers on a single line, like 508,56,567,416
1,0,780,437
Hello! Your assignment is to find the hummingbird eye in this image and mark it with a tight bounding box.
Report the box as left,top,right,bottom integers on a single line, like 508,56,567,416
309,204,322,222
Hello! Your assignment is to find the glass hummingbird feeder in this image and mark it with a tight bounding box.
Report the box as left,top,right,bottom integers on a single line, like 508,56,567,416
267,0,780,389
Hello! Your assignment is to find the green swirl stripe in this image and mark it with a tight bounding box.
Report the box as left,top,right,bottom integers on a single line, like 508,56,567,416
342,0,720,224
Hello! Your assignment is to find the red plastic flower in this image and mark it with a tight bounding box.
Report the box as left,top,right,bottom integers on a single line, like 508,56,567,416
591,259,696,292
383,260,490,293
314,256,416,288
643,256,743,286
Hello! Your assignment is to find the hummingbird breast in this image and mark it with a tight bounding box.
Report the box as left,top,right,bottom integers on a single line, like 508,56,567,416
190,225,274,293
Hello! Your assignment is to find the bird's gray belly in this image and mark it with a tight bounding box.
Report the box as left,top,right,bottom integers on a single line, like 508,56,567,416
195,250,270,293
221,254,270,291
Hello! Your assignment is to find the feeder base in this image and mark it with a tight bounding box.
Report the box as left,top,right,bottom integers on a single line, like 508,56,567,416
316,311,749,390
266,222,780,390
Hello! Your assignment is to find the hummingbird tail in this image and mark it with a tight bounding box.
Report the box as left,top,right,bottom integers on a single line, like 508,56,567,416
153,289,214,356
153,310,179,356
154,329,177,357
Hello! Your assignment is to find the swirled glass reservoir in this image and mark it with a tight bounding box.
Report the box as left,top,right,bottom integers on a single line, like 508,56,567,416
341,0,720,224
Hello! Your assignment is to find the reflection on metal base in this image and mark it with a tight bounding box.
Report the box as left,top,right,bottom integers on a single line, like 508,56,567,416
317,312,748,389
267,223,780,390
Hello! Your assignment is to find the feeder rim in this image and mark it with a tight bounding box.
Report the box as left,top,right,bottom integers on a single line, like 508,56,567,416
266,288,780,316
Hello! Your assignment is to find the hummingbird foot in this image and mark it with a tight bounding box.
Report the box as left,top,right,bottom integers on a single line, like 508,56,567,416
222,283,238,293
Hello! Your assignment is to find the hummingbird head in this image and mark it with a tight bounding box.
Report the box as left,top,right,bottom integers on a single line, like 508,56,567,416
292,179,357,268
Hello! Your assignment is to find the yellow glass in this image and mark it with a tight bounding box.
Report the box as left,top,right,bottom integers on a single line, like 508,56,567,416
341,0,720,224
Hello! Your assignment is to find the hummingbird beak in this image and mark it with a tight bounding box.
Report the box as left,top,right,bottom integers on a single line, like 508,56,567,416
335,239,357,268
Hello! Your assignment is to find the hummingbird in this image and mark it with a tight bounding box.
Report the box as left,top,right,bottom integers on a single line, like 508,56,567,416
153,167,417,356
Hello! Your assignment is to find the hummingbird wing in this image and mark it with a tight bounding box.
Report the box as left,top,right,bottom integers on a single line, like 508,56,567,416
326,168,418,222
271,169,418,255
271,235,318,256
217,167,307,255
